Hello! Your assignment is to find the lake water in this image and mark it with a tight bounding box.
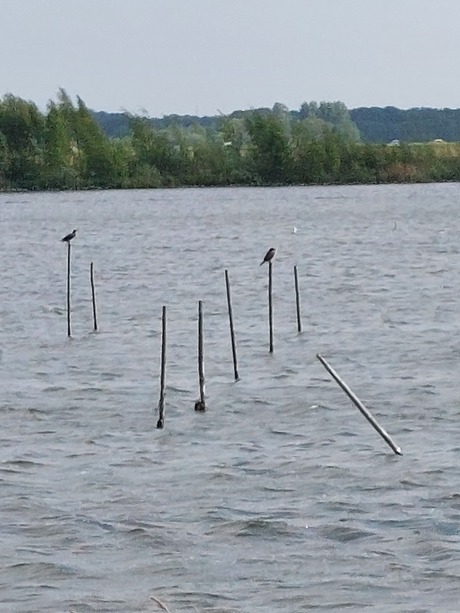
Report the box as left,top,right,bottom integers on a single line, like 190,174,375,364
1,183,460,612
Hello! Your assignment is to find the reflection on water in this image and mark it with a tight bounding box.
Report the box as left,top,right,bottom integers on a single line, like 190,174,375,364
1,183,460,611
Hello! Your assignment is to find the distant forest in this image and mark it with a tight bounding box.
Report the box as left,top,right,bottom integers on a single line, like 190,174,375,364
93,104,460,144
1,89,460,191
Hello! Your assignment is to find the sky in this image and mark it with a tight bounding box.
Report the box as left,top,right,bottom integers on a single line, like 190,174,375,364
2,0,460,118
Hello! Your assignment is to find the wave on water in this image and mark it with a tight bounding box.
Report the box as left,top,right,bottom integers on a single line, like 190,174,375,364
2,184,460,611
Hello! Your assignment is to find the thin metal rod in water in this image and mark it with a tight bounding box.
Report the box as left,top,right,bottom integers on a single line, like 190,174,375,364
316,353,402,455
195,300,206,411
268,260,274,353
294,265,302,333
225,269,239,381
157,306,167,429
66,241,72,337
90,262,98,331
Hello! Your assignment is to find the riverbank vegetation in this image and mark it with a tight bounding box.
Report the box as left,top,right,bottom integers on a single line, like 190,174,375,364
1,90,460,191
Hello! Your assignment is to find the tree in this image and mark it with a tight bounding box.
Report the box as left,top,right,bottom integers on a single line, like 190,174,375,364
0,94,45,188
72,96,118,187
218,117,252,184
42,101,78,189
299,101,319,120
0,131,11,189
245,112,290,184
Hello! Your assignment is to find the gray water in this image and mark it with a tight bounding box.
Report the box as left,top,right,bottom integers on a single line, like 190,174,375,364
1,183,460,612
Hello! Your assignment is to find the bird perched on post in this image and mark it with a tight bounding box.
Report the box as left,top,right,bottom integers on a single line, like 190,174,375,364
61,229,77,243
260,247,276,266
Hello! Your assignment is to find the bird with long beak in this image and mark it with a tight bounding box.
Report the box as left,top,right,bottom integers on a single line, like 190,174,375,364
61,229,77,243
260,247,276,265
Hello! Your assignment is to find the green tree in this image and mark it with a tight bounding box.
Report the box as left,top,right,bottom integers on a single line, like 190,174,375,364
73,96,118,187
41,101,78,189
245,112,290,184
130,117,192,186
0,131,11,189
0,94,45,188
218,117,252,184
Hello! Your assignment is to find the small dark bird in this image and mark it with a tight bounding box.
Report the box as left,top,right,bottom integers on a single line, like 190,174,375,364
61,229,77,243
260,247,276,266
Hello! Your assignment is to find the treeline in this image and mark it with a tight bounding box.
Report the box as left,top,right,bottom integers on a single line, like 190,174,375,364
94,103,460,144
350,106,460,143
1,90,460,191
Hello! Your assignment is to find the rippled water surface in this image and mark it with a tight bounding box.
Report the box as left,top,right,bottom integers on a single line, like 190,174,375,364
1,183,460,612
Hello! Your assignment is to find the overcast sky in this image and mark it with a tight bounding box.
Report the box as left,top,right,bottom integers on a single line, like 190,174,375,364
2,0,460,117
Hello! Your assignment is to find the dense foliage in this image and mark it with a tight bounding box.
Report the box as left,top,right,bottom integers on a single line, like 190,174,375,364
93,104,460,144
1,90,460,191
350,107,460,143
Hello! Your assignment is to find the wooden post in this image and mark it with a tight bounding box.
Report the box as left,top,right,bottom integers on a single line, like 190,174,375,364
66,241,72,337
90,262,98,331
156,306,167,429
268,260,274,353
294,265,302,333
225,269,239,381
316,354,402,455
194,300,206,411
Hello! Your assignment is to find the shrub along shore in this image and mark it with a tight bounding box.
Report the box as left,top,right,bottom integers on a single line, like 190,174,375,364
1,90,460,191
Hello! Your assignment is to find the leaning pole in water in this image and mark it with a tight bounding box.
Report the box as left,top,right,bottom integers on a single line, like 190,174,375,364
194,300,206,411
294,265,302,333
225,269,239,381
268,261,274,353
89,262,97,332
90,262,98,332
156,306,167,429
316,353,402,455
66,241,72,337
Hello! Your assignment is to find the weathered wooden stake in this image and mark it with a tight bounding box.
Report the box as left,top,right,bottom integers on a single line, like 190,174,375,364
66,241,72,337
316,353,402,455
225,269,239,381
90,261,98,331
268,260,274,353
156,306,167,429
195,300,206,411
294,265,302,333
